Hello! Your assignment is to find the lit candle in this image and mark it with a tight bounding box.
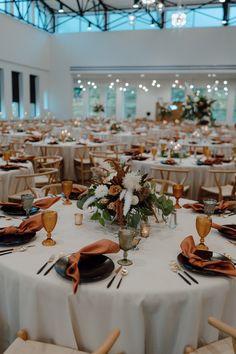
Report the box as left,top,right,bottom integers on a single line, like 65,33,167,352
140,222,151,238
74,213,83,225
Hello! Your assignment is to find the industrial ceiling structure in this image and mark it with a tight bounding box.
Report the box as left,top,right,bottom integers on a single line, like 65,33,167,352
0,0,235,32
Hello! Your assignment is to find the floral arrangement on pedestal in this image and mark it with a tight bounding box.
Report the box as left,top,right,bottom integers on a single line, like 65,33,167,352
93,103,104,113
109,122,124,133
182,94,215,125
77,161,174,228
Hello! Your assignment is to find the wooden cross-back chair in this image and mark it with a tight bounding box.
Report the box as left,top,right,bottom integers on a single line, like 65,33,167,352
151,167,190,195
4,328,123,354
200,169,236,201
184,316,236,354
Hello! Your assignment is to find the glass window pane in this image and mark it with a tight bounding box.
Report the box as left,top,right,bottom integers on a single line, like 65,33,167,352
88,87,101,116
171,88,185,102
124,88,136,119
212,87,228,121
106,86,116,118
193,7,222,27
73,87,84,117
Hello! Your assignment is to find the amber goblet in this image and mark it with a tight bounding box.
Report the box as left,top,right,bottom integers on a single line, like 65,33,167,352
41,210,58,246
196,215,212,251
62,180,73,205
3,150,11,165
151,146,158,160
173,184,184,209
139,144,145,156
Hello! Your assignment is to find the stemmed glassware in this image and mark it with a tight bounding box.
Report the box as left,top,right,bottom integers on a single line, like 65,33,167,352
173,184,184,209
41,210,58,246
151,146,158,161
21,194,34,218
117,228,135,266
196,215,212,250
62,181,73,205
203,199,217,218
139,144,145,156
3,150,11,166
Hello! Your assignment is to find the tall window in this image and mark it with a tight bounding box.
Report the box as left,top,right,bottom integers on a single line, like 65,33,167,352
124,88,136,119
106,87,116,117
29,74,38,117
171,88,185,102
212,87,228,121
193,87,207,96
12,71,21,118
88,87,101,116
73,87,84,117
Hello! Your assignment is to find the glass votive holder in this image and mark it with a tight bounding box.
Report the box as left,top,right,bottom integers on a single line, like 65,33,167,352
74,213,83,225
140,222,151,238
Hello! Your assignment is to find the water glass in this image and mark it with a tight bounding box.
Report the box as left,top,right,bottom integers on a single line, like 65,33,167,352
21,194,34,218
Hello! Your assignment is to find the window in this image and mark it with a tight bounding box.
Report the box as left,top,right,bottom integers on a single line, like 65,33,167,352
171,88,185,102
29,75,38,117
73,87,84,117
193,88,207,96
106,87,116,117
212,87,228,121
88,87,101,116
124,88,137,119
12,71,21,118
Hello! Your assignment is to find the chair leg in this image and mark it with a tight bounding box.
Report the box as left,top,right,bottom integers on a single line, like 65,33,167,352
184,345,195,354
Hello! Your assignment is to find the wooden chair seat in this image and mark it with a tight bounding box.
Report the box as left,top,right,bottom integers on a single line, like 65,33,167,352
187,337,233,354
201,185,234,198
4,328,122,354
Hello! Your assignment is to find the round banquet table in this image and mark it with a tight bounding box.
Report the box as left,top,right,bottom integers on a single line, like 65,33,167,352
92,131,147,146
0,159,34,201
121,154,235,200
0,199,236,354
25,141,108,181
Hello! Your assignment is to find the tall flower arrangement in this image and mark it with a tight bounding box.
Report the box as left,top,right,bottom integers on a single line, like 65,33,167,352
93,103,104,113
77,161,174,228
182,94,215,124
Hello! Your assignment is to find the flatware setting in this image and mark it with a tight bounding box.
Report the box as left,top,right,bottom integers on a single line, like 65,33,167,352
37,254,55,274
170,261,199,285
116,268,128,289
0,244,35,256
107,265,122,288
43,252,64,276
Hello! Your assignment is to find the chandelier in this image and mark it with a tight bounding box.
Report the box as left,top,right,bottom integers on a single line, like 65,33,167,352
171,11,187,27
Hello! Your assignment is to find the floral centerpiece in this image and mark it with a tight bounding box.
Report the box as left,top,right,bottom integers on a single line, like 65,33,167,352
109,123,124,133
77,161,174,228
93,103,104,113
182,94,215,125
159,104,172,120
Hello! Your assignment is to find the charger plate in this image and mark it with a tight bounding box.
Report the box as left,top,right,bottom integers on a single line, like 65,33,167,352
55,254,114,283
177,250,233,276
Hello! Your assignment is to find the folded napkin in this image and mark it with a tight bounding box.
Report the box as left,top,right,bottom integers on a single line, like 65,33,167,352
211,223,236,236
0,196,60,210
180,235,236,276
66,239,120,293
183,201,230,213
0,214,43,235
71,186,87,195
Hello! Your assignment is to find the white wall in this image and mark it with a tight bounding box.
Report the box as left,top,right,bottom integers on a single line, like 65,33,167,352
50,27,236,120
0,13,51,118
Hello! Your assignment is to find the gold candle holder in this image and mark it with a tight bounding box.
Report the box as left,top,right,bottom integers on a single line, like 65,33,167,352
140,222,151,238
74,213,83,225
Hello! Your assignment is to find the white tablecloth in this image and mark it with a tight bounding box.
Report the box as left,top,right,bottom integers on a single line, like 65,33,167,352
0,200,236,354
0,159,34,201
93,132,146,146
25,142,107,181
121,155,235,200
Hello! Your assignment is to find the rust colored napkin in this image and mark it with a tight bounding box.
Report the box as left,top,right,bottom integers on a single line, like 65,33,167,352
0,196,60,210
0,214,43,235
211,223,236,236
66,239,120,293
180,235,236,276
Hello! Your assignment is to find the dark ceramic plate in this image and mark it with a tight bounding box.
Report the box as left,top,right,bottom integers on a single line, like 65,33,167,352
1,206,40,216
177,250,233,276
0,165,21,170
132,156,148,161
161,160,176,165
218,224,236,240
0,231,36,246
55,254,114,283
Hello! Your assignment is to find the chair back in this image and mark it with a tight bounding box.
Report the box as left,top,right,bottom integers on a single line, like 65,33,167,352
151,167,190,186
209,169,236,201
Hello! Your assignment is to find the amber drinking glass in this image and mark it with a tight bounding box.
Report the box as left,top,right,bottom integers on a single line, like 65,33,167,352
151,146,158,160
3,150,11,165
173,184,184,209
196,215,212,251
139,144,145,156
41,210,58,246
203,146,211,158
62,180,73,205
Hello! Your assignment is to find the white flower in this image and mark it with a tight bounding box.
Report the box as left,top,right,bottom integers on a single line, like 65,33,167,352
105,172,116,182
186,105,191,109
131,195,139,205
194,97,199,102
123,172,142,191
95,185,108,199
99,160,115,173
83,196,96,210
123,190,133,216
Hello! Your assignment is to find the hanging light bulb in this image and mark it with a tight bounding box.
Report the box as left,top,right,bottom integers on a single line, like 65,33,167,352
58,2,64,13
87,22,92,30
157,2,164,12
171,11,186,27
133,0,140,8
128,14,136,25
